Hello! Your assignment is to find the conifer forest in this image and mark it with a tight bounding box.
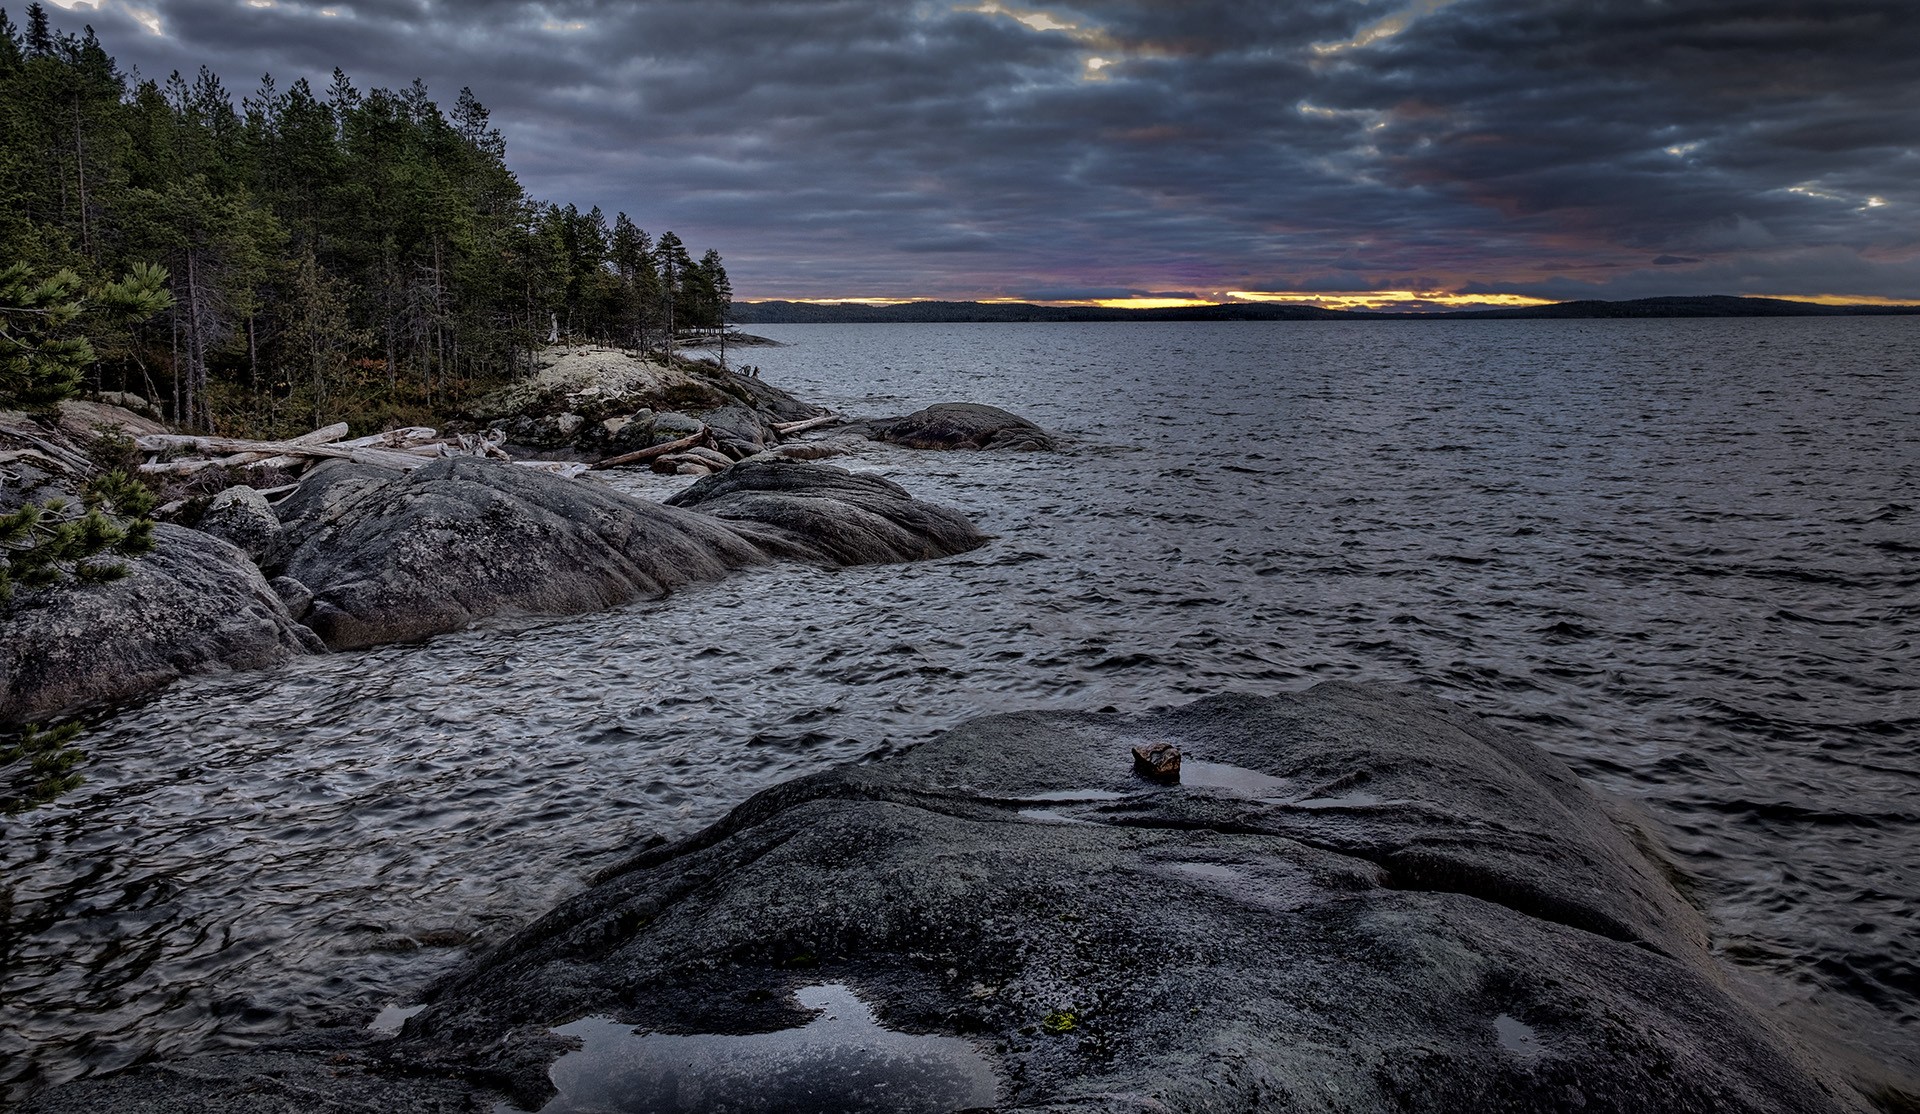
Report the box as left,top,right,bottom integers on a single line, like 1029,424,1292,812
0,3,732,435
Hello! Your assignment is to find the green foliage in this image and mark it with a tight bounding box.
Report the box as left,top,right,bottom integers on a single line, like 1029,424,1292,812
0,262,88,406
1,720,85,814
1041,1009,1078,1034
0,467,153,601
0,260,173,409
0,14,736,435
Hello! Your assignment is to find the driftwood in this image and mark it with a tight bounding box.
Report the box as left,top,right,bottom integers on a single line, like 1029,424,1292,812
588,429,709,471
771,413,842,436
137,434,426,473
142,422,354,474
512,460,591,479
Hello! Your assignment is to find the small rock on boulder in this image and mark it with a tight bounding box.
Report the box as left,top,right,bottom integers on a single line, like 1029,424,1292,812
196,485,281,561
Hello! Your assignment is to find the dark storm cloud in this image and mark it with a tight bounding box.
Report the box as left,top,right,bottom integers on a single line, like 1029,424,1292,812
38,0,1920,300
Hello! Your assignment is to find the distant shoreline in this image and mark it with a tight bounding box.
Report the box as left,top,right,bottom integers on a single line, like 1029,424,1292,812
733,295,1920,324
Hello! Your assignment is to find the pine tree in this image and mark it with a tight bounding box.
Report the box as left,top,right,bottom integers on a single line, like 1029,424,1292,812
700,248,733,368
655,230,688,365
1,260,172,408
23,2,50,58
3,720,87,815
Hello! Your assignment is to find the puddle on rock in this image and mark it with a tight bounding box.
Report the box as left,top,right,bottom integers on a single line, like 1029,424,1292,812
1176,760,1293,799
1494,1013,1544,1057
368,1003,426,1035
519,983,997,1113
1019,789,1130,803
1166,862,1247,884
1292,791,1384,809
1016,807,1099,825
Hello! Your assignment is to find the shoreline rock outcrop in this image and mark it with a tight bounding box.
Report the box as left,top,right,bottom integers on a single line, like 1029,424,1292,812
273,457,984,651
3,373,988,721
664,460,987,566
22,683,1882,1113
0,523,321,724
861,402,1059,452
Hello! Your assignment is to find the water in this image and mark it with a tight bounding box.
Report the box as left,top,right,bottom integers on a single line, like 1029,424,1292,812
2,319,1916,1100
522,983,997,1113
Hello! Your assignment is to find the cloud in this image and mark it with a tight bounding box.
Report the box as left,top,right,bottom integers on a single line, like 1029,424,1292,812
37,0,1920,300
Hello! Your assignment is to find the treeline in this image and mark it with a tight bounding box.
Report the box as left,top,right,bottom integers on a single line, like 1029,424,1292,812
0,4,731,434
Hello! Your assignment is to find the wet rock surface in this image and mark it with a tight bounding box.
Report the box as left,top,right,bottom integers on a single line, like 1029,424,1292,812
864,402,1058,451
0,523,321,724
273,457,771,650
664,460,988,566
23,683,1872,1112
274,457,985,651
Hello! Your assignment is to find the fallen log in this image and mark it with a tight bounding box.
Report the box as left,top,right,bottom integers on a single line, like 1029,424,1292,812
139,422,356,474
587,429,708,471
136,434,425,472
336,426,437,449
771,413,842,436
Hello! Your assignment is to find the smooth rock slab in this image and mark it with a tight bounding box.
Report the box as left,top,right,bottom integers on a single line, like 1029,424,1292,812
276,457,985,651
866,402,1058,451
0,524,321,724
275,457,771,650
24,683,1876,1113
664,460,988,566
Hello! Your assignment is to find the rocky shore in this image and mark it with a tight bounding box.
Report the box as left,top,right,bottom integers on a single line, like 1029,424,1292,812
21,683,1879,1113
1,347,1049,725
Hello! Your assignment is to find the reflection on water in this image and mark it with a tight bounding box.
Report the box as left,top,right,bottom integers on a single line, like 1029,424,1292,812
522,984,996,1114
2,318,1916,1100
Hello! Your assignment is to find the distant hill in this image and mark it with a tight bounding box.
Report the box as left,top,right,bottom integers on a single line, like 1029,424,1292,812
733,295,1918,323
731,300,1348,323
1436,295,1919,319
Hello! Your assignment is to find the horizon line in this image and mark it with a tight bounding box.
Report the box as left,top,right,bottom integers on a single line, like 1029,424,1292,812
736,293,1920,311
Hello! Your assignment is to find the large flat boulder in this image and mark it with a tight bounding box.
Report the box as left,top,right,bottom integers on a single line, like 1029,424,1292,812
274,457,771,650
0,524,321,725
25,684,1876,1112
663,460,988,565
275,458,985,651
865,402,1058,451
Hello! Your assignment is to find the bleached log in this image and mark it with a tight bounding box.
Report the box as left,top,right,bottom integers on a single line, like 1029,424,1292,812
511,460,591,479
588,429,708,471
771,413,842,436
336,426,438,449
135,434,426,472
145,418,357,470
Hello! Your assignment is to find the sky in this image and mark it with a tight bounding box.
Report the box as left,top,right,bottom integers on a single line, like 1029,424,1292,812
36,0,1920,308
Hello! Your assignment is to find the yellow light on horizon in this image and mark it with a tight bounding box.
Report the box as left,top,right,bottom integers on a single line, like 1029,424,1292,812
1083,297,1215,309
1226,289,1558,310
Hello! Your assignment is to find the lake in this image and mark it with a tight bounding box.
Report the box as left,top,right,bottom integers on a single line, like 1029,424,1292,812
2,318,1915,1100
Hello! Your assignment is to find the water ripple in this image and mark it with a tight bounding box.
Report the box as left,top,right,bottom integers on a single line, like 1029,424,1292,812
2,318,1916,1099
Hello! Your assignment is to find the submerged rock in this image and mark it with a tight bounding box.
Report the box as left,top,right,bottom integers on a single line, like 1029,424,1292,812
0,524,321,725
25,684,1876,1112
664,460,988,566
866,402,1058,451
